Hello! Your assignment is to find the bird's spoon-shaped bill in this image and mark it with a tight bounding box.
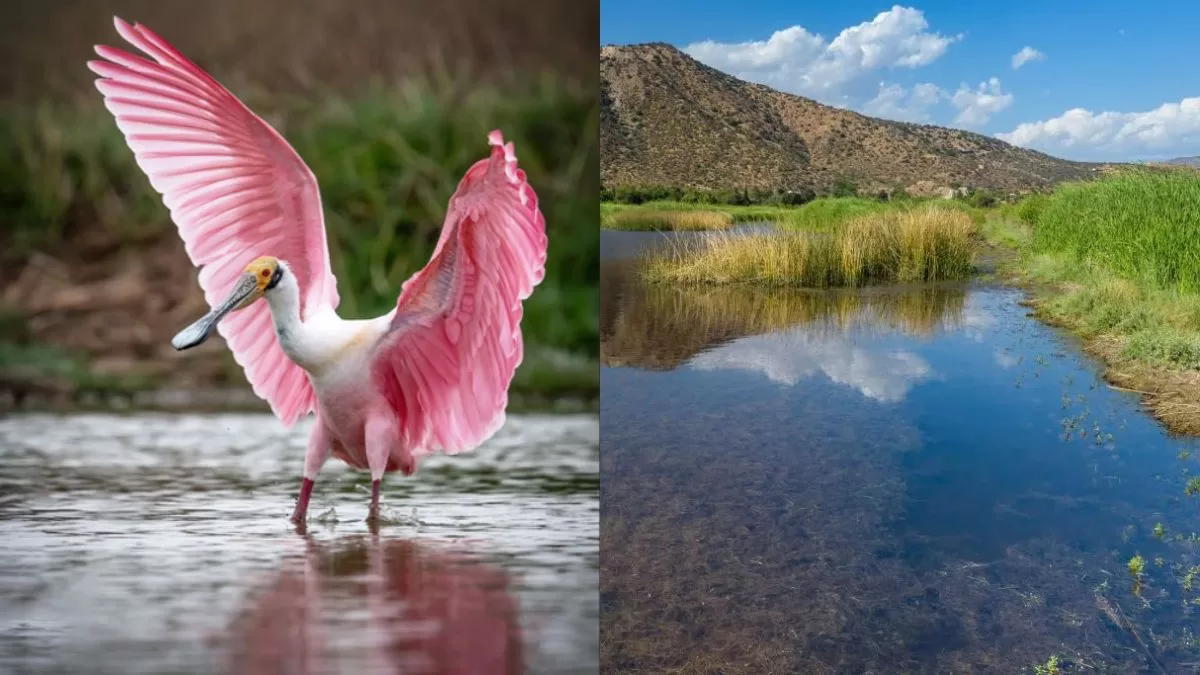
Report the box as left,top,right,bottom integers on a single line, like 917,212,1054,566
171,273,263,351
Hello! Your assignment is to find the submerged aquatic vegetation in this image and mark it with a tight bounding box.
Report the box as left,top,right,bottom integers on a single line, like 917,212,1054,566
1187,477,1200,497
642,204,977,287
1032,654,1061,675
1128,553,1146,597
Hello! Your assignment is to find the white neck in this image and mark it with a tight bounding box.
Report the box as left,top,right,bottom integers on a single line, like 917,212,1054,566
261,264,377,380
265,269,308,361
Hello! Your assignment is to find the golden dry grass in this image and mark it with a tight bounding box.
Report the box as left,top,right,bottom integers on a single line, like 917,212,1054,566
643,204,977,287
606,209,734,231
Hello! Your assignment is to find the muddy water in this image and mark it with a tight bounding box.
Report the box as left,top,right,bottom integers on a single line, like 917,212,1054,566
600,246,1200,674
0,413,598,675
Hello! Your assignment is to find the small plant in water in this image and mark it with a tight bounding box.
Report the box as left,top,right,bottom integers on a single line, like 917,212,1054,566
1155,522,1167,540
1129,553,1147,597
1033,654,1061,675
1187,477,1200,496
1182,565,1200,593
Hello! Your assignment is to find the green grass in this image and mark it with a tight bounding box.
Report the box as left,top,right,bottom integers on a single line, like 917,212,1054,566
601,200,804,229
0,339,155,396
781,197,890,230
1028,169,1200,293
604,209,734,231
991,170,1200,374
642,204,977,287
0,76,598,402
602,195,989,232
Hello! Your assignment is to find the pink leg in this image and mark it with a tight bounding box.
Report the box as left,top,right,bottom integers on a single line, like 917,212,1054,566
364,409,396,522
291,417,332,524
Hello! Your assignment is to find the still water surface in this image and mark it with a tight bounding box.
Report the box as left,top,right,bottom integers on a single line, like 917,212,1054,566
601,235,1200,673
0,412,598,675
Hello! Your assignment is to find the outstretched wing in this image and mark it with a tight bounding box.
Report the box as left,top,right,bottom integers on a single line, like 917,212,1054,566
371,131,547,456
88,17,340,426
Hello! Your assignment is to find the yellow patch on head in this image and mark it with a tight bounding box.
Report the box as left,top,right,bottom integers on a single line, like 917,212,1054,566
244,256,279,292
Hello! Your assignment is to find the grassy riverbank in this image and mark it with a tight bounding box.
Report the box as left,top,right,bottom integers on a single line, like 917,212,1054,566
0,77,600,409
601,195,989,232
601,201,794,230
641,203,978,287
988,169,1200,434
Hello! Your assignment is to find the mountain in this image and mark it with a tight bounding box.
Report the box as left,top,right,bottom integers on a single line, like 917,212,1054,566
1158,156,1200,167
601,43,1110,195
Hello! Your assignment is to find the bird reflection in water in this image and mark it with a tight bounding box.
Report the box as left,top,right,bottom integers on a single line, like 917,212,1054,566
225,535,523,674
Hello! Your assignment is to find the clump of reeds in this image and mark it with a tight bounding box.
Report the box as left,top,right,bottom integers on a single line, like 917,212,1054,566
606,209,734,231
642,205,976,287
1029,168,1200,293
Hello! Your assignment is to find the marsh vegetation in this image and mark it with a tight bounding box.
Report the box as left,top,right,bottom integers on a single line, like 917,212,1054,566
994,169,1200,434
604,167,1200,431
641,204,977,287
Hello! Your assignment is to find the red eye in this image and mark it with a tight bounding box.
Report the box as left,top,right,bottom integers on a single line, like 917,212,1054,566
261,269,270,277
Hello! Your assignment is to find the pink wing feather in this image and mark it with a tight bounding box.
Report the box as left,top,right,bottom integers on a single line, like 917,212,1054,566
87,17,339,426
371,131,548,456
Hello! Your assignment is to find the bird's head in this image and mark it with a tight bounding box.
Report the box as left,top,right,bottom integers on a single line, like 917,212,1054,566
171,256,287,351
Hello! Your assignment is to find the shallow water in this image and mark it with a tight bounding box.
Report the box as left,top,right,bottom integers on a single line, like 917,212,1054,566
0,412,598,675
600,249,1200,673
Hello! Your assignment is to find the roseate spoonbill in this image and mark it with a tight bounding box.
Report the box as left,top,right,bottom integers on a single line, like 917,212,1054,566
88,18,547,523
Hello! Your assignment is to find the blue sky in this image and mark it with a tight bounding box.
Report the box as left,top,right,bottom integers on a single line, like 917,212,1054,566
601,1,1200,161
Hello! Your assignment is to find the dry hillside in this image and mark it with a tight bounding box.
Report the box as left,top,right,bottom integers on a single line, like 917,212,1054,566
601,43,1108,195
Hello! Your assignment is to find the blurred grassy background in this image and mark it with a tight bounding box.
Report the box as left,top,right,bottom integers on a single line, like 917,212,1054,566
0,0,599,410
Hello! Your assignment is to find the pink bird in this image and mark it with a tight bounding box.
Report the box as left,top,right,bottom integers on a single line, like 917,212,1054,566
88,18,547,523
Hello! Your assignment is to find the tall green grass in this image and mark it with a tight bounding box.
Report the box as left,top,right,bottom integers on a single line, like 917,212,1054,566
643,204,977,287
601,195,989,233
605,209,733,231
997,169,1200,383
1029,169,1200,293
783,197,889,230
0,78,598,357
601,200,796,229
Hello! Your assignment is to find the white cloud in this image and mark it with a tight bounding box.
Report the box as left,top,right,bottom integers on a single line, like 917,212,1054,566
689,328,934,403
997,97,1200,160
951,77,1014,127
683,6,959,105
1011,46,1045,69
862,81,944,122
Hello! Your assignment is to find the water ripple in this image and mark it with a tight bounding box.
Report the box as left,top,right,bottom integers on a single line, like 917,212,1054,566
0,412,598,675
